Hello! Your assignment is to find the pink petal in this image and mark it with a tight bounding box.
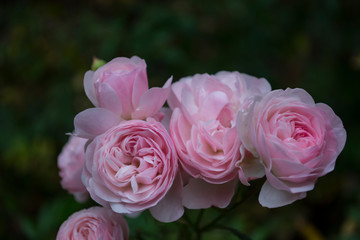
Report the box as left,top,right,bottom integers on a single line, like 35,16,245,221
83,70,98,106
237,148,265,186
132,77,173,119
167,81,183,110
241,73,272,95
74,108,121,139
236,104,258,156
110,203,132,214
98,83,122,115
198,91,229,120
317,103,347,153
181,87,198,117
131,67,149,108
284,88,315,105
149,173,184,222
130,55,146,65
159,107,172,132
73,191,89,203
182,178,237,209
102,71,136,119
258,181,306,208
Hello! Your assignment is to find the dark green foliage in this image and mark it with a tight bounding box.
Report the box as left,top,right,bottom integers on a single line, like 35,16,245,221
1,0,360,239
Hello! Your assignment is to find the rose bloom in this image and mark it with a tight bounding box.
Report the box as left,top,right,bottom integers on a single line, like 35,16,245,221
237,88,346,207
82,118,183,222
56,207,129,240
74,56,172,139
168,71,270,208
58,135,88,202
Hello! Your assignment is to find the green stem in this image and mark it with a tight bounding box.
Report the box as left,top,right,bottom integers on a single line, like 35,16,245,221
213,225,252,240
195,209,204,229
195,209,205,240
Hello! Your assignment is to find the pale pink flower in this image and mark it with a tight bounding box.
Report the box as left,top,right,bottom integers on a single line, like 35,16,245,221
74,56,172,139
237,88,346,207
58,136,88,202
82,118,183,222
56,207,129,240
168,71,271,209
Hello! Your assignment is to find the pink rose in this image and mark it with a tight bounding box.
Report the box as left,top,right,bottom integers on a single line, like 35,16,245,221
56,207,129,240
58,136,88,202
168,71,271,209
237,88,346,207
82,118,183,222
74,56,172,139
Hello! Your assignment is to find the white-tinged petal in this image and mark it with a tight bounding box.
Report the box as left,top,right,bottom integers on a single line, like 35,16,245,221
258,181,306,208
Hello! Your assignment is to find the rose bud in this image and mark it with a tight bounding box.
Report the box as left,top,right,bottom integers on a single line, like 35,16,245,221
74,56,172,139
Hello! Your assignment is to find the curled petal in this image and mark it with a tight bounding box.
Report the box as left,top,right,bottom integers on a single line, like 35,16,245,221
74,108,121,139
132,76,173,119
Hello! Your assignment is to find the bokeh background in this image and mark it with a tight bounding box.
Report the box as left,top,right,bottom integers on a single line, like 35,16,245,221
1,0,360,239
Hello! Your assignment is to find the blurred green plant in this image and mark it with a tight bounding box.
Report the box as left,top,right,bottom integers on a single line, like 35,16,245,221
1,0,359,239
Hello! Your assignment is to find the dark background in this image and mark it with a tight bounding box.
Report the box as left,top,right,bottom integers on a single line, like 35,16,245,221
1,0,360,239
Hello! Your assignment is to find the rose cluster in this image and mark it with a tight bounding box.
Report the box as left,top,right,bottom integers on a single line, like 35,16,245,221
57,56,346,238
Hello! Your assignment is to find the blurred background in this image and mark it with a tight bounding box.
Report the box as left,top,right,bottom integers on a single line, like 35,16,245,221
1,0,360,239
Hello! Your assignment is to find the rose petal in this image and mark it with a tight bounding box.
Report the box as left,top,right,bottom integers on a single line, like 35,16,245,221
98,83,122,115
149,173,184,222
74,108,121,139
182,178,237,209
259,181,307,208
131,66,149,108
83,70,98,106
110,202,132,214
198,91,229,120
159,107,172,132
132,77,173,119
237,147,265,186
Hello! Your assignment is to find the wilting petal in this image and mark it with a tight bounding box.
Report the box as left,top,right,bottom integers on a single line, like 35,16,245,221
182,178,237,209
74,108,121,139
